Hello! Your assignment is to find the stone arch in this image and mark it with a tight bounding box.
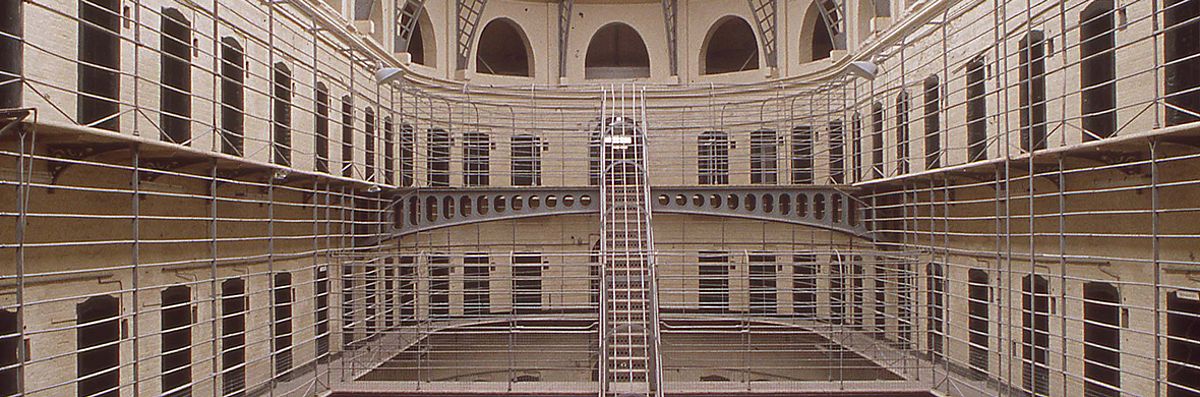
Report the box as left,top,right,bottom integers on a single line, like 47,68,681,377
475,18,533,77
585,22,650,79
701,15,760,75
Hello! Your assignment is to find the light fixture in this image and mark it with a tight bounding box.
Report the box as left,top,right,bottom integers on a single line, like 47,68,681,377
846,61,880,80
273,169,290,180
366,185,382,193
375,67,405,85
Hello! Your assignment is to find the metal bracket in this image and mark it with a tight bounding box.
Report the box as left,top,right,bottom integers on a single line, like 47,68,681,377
662,0,679,75
394,0,427,53
138,157,209,182
746,0,778,67
455,0,489,70
558,0,574,78
814,0,848,51
45,143,130,187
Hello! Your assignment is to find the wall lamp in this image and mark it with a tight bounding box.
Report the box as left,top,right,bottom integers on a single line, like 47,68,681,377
846,61,880,80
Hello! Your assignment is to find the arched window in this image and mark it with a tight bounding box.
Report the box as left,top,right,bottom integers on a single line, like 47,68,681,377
272,63,293,166
829,120,845,183
897,264,915,349
475,19,531,77
341,96,354,177
585,23,650,79
871,102,884,178
221,278,246,396
429,256,451,316
463,131,489,186
512,253,543,314
1022,274,1050,396
364,107,376,180
790,126,813,184
220,38,245,157
966,55,987,162
464,254,490,315
967,269,990,376
701,17,759,75
78,0,121,131
698,131,730,185
161,286,191,397
363,264,377,337
315,83,330,173
792,255,817,318
750,129,778,184
384,116,395,185
399,256,417,319
926,263,945,360
1081,0,1116,140
589,128,602,185
1083,282,1120,397
895,91,911,174
851,112,863,182
427,128,450,186
1168,290,1200,396
923,75,941,169
699,252,730,310
341,265,356,348
1019,31,1047,152
400,124,415,187
0,0,22,108
748,254,777,314
315,266,330,358
160,8,192,144
396,2,434,66
802,2,834,62
1165,0,1200,126
77,295,120,397
512,134,542,186
273,272,293,380
831,259,846,324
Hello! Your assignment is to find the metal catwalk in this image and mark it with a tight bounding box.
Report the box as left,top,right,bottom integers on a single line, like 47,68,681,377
599,86,665,397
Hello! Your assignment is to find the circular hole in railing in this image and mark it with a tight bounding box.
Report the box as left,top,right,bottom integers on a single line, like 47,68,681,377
763,194,774,213
814,194,826,220
832,194,843,223
745,194,757,211
563,195,575,207
512,195,525,211
693,194,704,206
580,195,592,206
797,194,809,217
460,196,472,217
408,197,419,225
529,195,540,209
426,196,439,222
546,195,558,208
848,199,859,227
780,194,791,215
477,196,490,215
494,195,507,212
658,194,670,206
727,194,739,210
443,196,455,220
710,194,722,208
675,194,686,206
